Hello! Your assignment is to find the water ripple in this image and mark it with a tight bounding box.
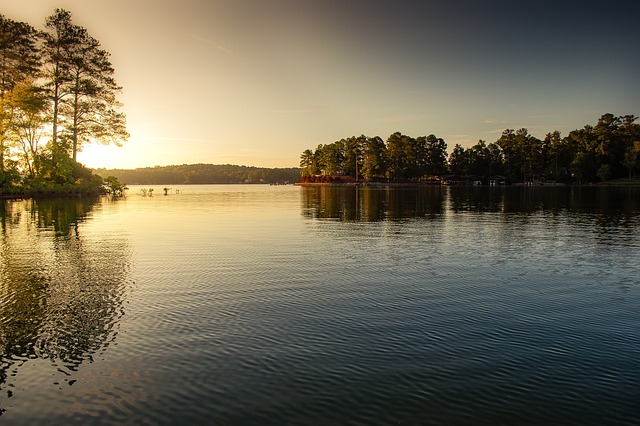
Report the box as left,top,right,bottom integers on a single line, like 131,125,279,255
2,187,640,424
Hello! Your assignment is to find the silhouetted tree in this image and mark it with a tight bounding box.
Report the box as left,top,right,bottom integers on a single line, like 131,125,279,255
42,9,128,161
423,134,448,176
0,14,40,180
361,135,386,180
448,144,469,175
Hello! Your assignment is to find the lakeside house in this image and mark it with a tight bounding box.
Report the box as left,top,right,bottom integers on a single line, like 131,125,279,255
488,175,508,186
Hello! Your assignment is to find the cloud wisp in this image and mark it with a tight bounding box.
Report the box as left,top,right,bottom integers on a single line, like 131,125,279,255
190,33,251,63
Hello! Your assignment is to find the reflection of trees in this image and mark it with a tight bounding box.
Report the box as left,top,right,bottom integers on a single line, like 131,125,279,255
447,186,640,221
29,197,99,235
301,186,640,232
301,186,445,221
565,187,640,242
447,187,506,213
446,186,573,214
0,198,131,414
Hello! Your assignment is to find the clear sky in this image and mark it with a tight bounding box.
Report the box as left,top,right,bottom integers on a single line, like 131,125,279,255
4,0,639,169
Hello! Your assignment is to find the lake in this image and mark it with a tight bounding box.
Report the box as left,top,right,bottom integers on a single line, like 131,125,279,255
1,184,639,425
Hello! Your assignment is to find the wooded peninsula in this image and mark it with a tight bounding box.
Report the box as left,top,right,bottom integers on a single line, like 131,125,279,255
299,114,640,185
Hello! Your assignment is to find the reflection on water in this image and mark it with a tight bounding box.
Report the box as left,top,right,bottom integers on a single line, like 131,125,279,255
297,186,640,425
301,186,446,221
0,198,132,415
0,185,639,424
302,185,640,225
448,185,640,216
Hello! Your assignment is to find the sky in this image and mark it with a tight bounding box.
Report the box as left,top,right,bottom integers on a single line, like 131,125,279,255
3,0,640,169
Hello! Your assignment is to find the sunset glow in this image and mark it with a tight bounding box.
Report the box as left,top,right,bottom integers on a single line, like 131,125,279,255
5,0,639,169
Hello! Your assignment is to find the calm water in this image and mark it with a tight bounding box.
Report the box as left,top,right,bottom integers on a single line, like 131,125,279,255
1,185,639,425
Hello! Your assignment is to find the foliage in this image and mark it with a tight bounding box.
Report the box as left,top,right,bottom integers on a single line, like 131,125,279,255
361,136,386,180
21,156,104,196
42,9,128,161
103,175,127,197
300,133,448,182
10,80,50,178
0,9,128,197
299,114,640,184
1,14,40,176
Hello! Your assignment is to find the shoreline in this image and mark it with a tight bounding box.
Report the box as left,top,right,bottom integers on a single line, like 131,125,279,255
0,191,106,200
294,181,640,188
3,181,639,200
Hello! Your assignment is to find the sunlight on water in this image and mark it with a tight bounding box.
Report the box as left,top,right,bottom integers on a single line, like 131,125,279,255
1,185,639,424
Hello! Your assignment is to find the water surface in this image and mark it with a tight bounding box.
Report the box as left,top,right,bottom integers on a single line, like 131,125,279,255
1,185,639,425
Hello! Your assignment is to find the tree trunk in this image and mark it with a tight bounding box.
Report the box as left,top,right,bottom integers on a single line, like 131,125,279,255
52,81,59,147
71,74,80,162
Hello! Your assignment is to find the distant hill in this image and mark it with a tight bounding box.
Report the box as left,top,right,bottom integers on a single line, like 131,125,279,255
93,164,301,185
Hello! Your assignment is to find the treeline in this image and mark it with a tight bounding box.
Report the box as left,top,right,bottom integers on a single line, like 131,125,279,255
94,164,301,185
0,10,128,196
300,114,640,184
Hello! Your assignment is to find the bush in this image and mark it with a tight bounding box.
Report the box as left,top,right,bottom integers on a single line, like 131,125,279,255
103,176,127,197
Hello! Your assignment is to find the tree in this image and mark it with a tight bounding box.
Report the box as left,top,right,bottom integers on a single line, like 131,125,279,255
569,151,590,184
42,9,128,161
545,131,571,182
496,128,543,182
496,129,518,180
10,80,50,178
316,143,341,175
407,135,426,179
386,132,414,179
487,142,504,177
42,9,75,149
467,140,490,177
299,148,317,177
566,125,598,183
103,175,126,197
593,113,625,179
0,14,40,177
619,115,640,179
520,130,544,181
448,144,469,175
341,136,364,178
622,141,640,179
423,134,448,177
361,136,386,180
61,25,128,160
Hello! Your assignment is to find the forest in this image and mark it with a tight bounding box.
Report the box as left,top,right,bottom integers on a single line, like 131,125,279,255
0,10,128,196
94,164,300,185
300,114,640,184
